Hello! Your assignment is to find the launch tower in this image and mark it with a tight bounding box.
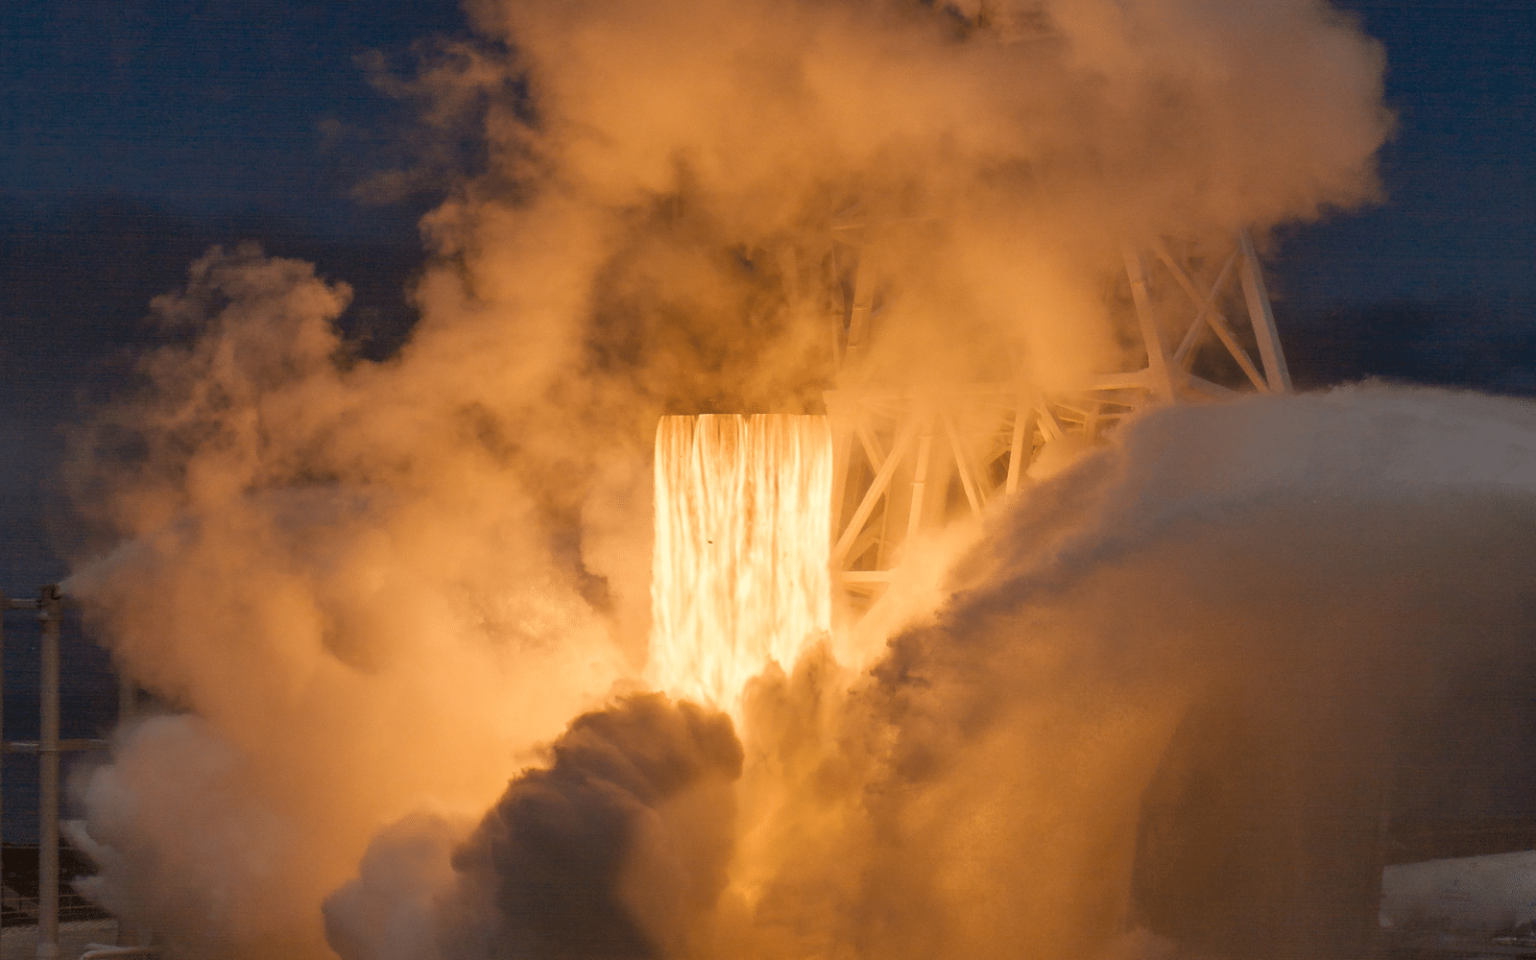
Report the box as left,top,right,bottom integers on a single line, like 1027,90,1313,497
816,226,1291,627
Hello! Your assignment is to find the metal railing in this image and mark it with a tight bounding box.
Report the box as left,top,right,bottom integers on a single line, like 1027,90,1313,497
3,890,116,924
1,587,125,960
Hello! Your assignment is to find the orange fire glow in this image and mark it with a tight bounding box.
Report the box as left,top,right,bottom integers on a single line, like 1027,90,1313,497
649,414,833,711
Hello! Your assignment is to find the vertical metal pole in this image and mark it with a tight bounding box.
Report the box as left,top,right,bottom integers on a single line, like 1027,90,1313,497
0,592,6,941
116,670,139,949
843,246,877,372
1237,229,1293,394
906,416,933,542
1123,245,1179,402
1004,392,1032,495
38,585,61,960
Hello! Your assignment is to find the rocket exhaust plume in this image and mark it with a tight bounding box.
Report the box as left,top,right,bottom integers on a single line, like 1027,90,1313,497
650,415,832,710
42,0,1425,958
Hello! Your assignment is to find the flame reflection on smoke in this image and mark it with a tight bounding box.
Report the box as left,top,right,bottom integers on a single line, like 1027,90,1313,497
649,414,833,711
53,0,1405,949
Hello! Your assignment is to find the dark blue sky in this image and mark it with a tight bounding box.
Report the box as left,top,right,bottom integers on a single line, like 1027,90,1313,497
0,0,1530,291
1280,0,1534,307
0,0,467,239
0,0,1530,287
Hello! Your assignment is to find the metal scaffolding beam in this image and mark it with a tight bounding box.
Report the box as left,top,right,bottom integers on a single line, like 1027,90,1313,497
816,230,1291,624
1,588,122,958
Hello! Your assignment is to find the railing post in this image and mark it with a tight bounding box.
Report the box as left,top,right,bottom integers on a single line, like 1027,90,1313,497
0,591,6,942
38,584,62,960
116,671,140,949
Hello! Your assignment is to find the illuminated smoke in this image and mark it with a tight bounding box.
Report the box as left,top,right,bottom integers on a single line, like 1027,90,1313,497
53,0,1401,957
650,415,833,710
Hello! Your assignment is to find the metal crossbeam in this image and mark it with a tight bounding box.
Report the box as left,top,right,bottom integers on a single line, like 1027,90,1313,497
817,230,1291,623
2,589,139,957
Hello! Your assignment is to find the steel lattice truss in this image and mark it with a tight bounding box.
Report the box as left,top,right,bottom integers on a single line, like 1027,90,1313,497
818,230,1291,626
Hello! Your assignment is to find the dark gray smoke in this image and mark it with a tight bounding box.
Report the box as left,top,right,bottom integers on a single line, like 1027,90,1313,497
325,695,742,960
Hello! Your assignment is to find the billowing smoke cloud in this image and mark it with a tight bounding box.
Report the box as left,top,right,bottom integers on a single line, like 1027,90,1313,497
316,386,1536,960
412,0,1389,396
65,246,637,958
55,0,1402,957
326,695,741,960
700,386,1536,960
824,385,1536,960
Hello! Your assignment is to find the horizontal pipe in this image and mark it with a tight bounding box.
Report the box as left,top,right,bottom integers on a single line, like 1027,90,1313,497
3,739,112,754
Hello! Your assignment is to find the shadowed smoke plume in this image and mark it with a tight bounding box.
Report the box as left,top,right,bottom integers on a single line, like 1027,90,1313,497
326,695,742,960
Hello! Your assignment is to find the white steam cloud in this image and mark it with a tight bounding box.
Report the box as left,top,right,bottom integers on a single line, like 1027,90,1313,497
50,0,1421,957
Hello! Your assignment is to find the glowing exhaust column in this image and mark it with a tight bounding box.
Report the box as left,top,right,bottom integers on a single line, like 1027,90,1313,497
650,414,833,711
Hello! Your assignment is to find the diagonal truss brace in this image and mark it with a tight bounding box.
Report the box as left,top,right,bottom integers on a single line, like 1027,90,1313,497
820,229,1292,622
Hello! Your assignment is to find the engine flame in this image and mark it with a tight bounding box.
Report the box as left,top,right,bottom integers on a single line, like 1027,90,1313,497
649,413,833,710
